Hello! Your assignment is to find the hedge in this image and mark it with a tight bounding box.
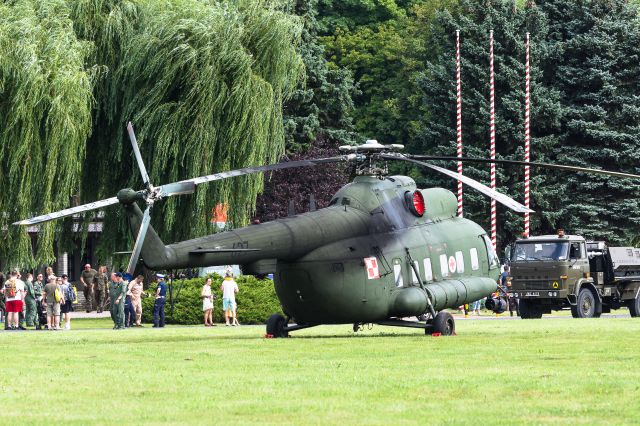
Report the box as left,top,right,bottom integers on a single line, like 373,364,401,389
140,275,283,325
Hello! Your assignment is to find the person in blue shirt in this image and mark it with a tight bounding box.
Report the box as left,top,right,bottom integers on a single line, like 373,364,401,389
153,274,167,328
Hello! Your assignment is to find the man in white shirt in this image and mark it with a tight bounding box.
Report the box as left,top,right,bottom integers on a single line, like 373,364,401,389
220,272,239,326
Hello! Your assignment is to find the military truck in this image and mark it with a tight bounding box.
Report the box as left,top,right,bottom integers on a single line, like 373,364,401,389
506,235,640,319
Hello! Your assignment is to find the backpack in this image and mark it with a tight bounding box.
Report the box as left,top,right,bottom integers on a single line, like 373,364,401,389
65,284,77,303
4,280,16,298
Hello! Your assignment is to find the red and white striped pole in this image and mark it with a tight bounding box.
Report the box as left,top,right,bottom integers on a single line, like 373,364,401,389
456,30,463,218
524,32,531,238
489,30,497,249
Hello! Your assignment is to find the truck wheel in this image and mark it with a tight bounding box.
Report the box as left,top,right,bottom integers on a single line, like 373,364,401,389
628,296,640,317
575,289,596,318
519,300,542,319
430,311,455,336
570,306,579,318
266,313,289,338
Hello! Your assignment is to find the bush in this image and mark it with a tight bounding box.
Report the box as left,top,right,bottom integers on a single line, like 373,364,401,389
141,275,283,325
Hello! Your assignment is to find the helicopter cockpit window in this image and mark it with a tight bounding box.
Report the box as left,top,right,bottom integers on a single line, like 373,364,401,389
481,235,499,268
512,242,569,261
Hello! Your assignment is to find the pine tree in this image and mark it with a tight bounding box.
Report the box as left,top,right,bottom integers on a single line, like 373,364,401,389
414,0,556,248
536,0,640,244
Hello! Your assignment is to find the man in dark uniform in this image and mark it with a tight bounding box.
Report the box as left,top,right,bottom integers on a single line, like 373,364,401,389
153,274,167,328
25,273,42,328
95,266,109,313
108,272,127,329
80,263,98,312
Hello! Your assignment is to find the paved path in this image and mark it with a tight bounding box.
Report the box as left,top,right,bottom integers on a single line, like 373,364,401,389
68,311,111,319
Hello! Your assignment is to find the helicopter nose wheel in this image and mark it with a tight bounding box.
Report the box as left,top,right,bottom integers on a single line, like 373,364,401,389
426,311,456,336
266,313,289,338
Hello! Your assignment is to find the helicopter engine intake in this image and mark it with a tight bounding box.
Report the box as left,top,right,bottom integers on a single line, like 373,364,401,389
484,295,508,314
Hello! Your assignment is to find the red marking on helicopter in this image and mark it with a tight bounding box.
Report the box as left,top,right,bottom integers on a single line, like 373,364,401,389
364,257,380,279
448,256,457,273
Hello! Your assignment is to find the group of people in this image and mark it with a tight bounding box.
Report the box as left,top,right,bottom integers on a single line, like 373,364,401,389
1,269,78,330
2,264,239,330
201,272,240,327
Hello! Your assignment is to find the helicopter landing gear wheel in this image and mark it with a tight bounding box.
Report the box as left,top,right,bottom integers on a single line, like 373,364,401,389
266,314,289,338
427,311,455,336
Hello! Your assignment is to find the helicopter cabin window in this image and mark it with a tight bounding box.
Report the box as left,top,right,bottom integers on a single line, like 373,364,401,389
410,261,419,284
393,263,403,287
481,235,499,268
423,258,433,281
439,254,449,277
455,251,464,273
470,248,480,270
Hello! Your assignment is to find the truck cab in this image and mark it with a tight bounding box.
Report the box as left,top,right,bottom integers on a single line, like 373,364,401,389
508,235,592,317
508,235,640,318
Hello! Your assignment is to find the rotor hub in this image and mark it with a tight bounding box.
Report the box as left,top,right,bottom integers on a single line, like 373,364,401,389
339,140,404,178
117,188,144,205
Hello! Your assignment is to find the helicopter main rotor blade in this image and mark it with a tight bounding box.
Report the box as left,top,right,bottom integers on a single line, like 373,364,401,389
127,122,151,187
12,197,120,226
386,155,533,214
407,155,640,180
158,181,196,197
176,156,346,187
127,205,152,275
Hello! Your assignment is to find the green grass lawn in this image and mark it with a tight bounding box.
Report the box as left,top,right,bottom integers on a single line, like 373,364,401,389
1,316,639,425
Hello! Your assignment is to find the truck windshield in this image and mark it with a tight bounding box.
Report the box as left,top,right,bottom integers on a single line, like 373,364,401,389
512,242,570,261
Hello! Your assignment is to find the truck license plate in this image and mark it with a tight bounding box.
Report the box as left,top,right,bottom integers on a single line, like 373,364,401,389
524,292,540,297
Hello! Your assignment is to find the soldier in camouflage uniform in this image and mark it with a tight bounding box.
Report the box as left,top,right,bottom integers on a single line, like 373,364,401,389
25,273,44,328
109,272,127,329
95,266,109,313
80,263,98,312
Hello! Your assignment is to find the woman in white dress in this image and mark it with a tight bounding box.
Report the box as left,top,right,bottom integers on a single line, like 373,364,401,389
201,278,215,326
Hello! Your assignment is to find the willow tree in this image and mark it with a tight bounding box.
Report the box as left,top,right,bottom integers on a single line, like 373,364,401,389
73,0,305,262
2,0,304,268
0,0,93,267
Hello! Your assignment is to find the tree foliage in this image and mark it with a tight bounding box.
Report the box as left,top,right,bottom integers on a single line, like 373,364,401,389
416,0,640,246
415,0,555,248
320,1,458,147
0,1,94,267
255,0,355,221
535,0,640,244
2,0,305,267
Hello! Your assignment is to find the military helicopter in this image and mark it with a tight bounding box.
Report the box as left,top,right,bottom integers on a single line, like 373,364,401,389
16,124,640,336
